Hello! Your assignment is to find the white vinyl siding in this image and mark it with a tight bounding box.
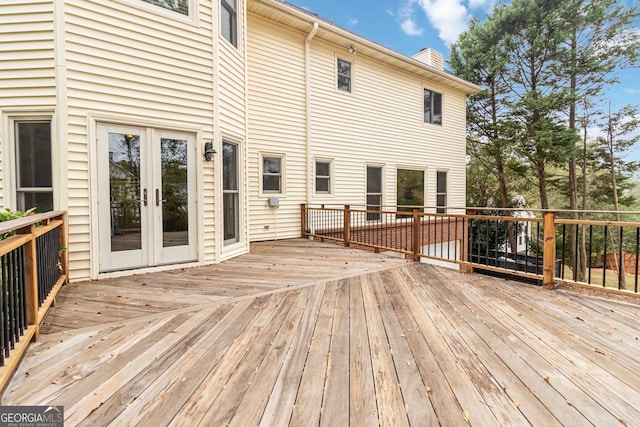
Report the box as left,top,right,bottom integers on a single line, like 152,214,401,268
246,12,468,244
0,1,56,108
308,39,467,212
0,0,56,209
247,15,306,242
62,0,220,280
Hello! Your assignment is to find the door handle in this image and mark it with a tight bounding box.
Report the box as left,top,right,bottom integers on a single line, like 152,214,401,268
143,188,148,206
155,189,167,206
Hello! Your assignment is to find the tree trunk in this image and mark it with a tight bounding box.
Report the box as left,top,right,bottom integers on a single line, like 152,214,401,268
607,106,626,288
567,30,587,281
495,153,517,252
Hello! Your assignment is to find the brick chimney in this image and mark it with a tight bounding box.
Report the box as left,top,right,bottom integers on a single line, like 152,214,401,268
412,48,443,71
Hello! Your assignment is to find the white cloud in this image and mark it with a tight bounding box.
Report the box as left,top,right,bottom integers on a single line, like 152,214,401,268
625,88,640,95
386,9,395,16
401,19,424,36
468,0,491,8
415,0,471,45
349,17,359,26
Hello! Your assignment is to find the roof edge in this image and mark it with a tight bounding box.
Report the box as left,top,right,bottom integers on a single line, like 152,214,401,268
250,0,483,95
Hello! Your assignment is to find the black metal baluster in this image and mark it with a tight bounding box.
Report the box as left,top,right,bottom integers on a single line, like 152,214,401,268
1,254,7,363
536,222,540,275
603,226,608,287
635,227,639,293
618,227,624,290
588,225,593,285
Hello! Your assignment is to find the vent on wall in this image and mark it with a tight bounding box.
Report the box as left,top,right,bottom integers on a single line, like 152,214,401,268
412,48,444,71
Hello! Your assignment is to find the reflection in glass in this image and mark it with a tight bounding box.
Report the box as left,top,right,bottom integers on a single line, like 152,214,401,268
337,59,351,92
262,156,281,192
142,0,189,15
109,133,142,252
161,138,189,247
16,121,53,212
223,142,239,243
397,169,424,212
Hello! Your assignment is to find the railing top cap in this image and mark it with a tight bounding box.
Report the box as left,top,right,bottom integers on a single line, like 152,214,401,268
0,211,66,234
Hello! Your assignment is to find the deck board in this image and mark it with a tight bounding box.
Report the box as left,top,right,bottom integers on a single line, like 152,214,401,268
3,239,640,426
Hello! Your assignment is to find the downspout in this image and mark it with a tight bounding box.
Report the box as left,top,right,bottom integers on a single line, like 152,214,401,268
305,22,318,203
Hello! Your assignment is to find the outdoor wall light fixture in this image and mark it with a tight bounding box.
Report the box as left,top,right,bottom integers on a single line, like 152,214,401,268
203,141,216,161
348,46,355,54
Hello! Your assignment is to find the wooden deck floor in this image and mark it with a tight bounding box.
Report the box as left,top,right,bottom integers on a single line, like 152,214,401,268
3,239,640,426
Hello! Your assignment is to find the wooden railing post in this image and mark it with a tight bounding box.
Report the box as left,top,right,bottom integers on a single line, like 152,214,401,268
462,209,476,273
21,224,39,339
543,211,556,290
413,208,420,261
344,205,351,247
60,212,69,284
301,204,307,237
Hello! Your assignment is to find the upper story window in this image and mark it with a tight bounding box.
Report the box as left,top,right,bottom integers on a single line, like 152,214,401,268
337,59,352,92
142,0,189,15
221,0,237,47
315,160,332,194
262,155,283,194
424,89,442,125
436,171,447,213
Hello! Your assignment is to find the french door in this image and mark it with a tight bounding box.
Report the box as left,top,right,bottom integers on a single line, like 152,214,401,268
97,124,197,272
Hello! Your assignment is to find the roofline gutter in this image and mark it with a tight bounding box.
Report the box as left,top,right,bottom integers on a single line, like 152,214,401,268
255,0,482,94
305,21,318,204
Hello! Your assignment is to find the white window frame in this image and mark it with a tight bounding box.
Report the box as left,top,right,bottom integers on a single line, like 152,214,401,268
314,158,333,195
423,88,443,125
396,166,426,212
436,170,448,213
2,112,57,212
113,0,198,23
366,164,384,221
223,140,241,246
221,0,238,47
336,57,354,93
260,153,285,196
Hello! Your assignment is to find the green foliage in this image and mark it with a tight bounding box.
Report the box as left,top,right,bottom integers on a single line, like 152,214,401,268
397,169,424,211
0,207,37,240
451,0,640,211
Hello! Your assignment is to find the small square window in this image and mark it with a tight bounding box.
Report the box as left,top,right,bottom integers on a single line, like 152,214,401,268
337,59,352,92
315,161,332,194
262,155,282,193
424,89,442,125
221,0,237,47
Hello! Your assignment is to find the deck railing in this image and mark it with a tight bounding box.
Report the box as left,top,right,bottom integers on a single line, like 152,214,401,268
0,211,68,391
302,204,640,296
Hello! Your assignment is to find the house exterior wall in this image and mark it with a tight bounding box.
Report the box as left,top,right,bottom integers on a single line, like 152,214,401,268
246,11,468,242
247,15,307,241
0,0,57,209
3,0,473,281
1,0,249,281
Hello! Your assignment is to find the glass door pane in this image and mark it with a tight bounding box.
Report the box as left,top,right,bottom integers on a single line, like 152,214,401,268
108,132,142,252
223,142,239,244
160,138,189,248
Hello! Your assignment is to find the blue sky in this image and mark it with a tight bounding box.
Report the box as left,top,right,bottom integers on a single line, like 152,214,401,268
291,0,639,110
